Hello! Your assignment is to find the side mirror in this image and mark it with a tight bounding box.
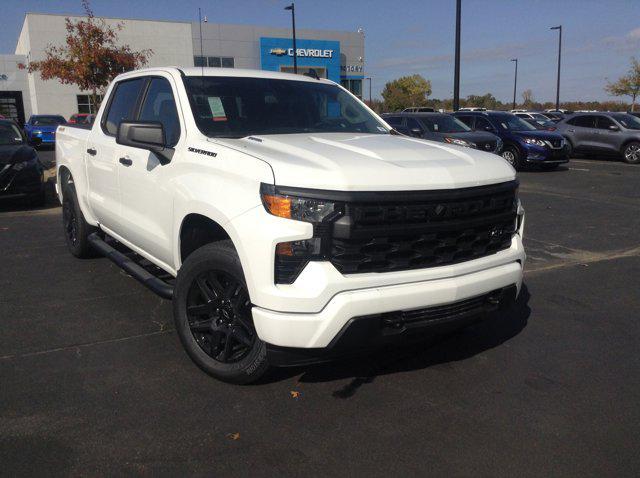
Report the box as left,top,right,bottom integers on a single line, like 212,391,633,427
116,121,173,165
609,125,620,131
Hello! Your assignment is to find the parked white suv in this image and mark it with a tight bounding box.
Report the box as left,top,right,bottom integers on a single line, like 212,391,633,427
56,67,525,383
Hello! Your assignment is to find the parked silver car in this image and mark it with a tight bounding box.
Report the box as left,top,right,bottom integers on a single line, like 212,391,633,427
555,112,640,164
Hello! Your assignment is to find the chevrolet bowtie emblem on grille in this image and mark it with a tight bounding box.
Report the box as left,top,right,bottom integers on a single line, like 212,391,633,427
484,143,492,150
270,48,287,56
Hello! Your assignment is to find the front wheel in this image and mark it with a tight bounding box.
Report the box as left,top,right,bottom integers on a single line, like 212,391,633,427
501,146,522,169
622,142,640,164
173,241,269,384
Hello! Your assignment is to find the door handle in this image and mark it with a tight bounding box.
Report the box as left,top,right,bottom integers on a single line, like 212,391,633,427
87,148,97,156
119,157,133,166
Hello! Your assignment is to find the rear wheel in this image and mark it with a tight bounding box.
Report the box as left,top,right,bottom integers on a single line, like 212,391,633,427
501,145,522,169
62,183,98,258
622,142,640,164
173,241,269,384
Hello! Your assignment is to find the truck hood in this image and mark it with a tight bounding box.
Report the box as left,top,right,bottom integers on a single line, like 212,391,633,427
213,133,515,191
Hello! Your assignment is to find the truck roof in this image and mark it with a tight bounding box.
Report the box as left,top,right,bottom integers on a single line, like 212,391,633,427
115,66,335,84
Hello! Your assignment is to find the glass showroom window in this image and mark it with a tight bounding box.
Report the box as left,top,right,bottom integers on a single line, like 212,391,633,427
340,79,363,99
194,56,235,68
76,94,103,114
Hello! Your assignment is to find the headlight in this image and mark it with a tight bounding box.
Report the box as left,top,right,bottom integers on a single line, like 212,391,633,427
261,191,335,223
32,130,43,135
260,184,341,284
523,137,546,147
12,157,38,171
444,137,476,148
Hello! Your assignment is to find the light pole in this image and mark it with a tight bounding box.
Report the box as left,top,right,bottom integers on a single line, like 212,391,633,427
550,25,562,111
511,58,518,110
453,0,461,111
365,77,372,104
198,7,204,74
285,3,297,74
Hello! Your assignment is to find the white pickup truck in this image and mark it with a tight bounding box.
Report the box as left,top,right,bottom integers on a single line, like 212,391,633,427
56,67,525,383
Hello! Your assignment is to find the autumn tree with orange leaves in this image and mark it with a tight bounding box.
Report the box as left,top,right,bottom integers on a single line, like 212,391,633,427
20,0,152,112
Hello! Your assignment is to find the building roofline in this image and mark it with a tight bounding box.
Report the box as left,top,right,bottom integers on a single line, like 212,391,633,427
22,12,362,36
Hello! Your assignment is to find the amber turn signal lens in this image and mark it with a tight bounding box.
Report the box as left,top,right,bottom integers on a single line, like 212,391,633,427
275,242,294,256
262,194,292,219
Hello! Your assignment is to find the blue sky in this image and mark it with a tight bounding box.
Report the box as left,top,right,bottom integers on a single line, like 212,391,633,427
2,0,639,102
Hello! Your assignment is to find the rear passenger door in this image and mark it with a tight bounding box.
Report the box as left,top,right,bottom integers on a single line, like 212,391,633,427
564,115,597,151
86,77,146,229
116,75,183,266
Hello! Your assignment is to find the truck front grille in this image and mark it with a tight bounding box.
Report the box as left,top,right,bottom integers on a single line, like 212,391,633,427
328,181,518,274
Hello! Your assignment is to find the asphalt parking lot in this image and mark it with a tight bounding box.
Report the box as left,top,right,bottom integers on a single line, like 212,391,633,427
1,151,639,476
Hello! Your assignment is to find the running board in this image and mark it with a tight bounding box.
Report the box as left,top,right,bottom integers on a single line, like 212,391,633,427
88,233,174,300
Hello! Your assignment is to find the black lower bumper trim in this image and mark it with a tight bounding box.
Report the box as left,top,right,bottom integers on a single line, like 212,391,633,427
88,233,174,299
266,285,518,366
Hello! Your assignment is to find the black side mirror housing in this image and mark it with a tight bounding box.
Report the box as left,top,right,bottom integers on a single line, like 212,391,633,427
116,121,172,165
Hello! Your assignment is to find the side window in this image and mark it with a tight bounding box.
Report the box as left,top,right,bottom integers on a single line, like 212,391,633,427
568,116,596,128
456,115,473,128
475,117,494,131
515,113,527,118
138,78,181,147
405,118,423,131
103,78,145,135
596,116,615,130
384,116,403,127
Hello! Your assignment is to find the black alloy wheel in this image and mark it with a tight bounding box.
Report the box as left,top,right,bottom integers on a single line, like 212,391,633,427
63,195,79,247
186,270,256,363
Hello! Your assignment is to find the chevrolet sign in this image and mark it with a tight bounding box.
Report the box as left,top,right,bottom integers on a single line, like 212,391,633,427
270,48,334,58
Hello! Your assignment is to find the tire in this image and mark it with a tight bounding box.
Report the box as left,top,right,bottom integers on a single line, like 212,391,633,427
622,142,640,164
62,183,98,258
173,241,269,384
501,145,522,169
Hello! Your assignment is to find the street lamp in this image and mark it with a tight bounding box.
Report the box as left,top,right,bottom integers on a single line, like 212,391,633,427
453,0,461,111
365,77,372,104
550,25,562,111
284,3,297,74
511,58,518,110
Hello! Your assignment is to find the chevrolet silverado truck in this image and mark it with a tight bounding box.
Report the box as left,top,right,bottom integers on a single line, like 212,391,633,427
56,67,525,384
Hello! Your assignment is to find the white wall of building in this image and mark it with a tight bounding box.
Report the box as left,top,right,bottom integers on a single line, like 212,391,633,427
16,14,193,119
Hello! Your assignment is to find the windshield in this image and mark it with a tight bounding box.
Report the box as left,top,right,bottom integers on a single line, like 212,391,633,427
611,113,640,130
183,76,388,138
0,122,24,145
420,115,470,133
32,116,66,126
494,114,537,131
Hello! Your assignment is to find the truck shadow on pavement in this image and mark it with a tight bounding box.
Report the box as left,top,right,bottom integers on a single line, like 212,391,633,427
275,285,531,397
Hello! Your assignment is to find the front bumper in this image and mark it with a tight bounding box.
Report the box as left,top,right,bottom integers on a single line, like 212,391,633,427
523,144,569,163
252,259,523,349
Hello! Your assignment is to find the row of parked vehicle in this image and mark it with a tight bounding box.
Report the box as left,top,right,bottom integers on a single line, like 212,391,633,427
383,108,640,168
0,112,95,207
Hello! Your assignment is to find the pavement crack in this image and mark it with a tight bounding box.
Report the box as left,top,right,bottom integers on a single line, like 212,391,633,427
0,329,175,361
526,245,640,274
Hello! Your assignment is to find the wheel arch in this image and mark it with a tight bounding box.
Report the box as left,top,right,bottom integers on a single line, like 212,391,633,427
178,213,232,265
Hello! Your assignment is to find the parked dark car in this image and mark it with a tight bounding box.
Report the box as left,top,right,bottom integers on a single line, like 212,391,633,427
452,110,570,170
542,111,567,123
24,114,66,146
521,117,558,131
627,111,640,119
0,119,46,206
382,112,502,153
555,112,640,164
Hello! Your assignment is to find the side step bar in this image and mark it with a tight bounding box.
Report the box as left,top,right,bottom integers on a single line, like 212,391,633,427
88,233,174,300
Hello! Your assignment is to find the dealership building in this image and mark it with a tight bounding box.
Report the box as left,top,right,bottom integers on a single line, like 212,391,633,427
0,12,366,123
